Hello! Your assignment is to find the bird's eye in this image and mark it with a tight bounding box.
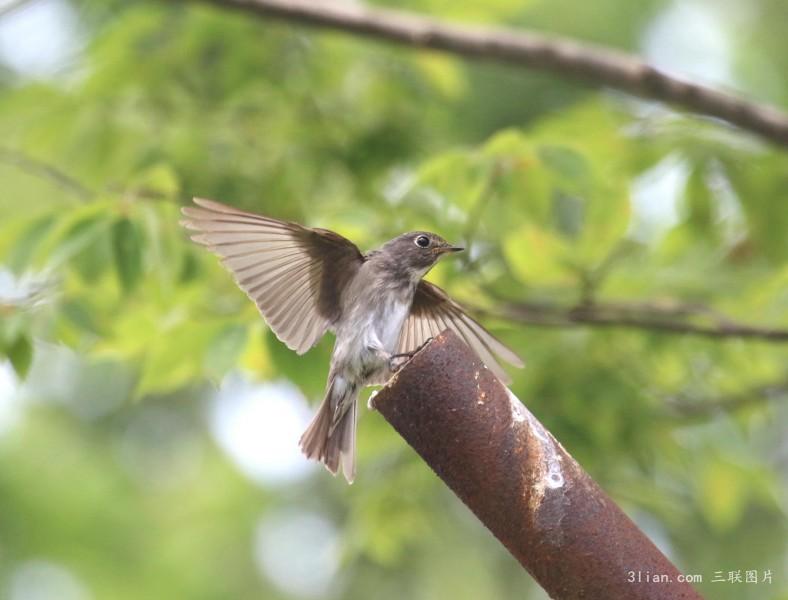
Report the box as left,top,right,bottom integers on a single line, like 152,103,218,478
415,235,430,248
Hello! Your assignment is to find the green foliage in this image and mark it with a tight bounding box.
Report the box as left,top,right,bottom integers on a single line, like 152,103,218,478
0,1,787,599
5,334,32,378
111,217,143,292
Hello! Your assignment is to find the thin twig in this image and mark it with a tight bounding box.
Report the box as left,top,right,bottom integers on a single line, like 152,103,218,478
0,147,95,201
194,0,788,147
0,149,177,204
666,378,788,416
496,299,788,342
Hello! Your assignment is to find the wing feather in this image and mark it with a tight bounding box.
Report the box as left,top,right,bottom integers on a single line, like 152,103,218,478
398,281,524,384
240,257,313,289
181,197,364,354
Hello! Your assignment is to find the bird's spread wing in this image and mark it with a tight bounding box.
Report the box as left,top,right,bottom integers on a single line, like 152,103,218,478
181,198,364,354
398,280,524,384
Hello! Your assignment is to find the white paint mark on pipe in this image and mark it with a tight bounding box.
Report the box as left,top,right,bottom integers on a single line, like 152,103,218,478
506,388,566,505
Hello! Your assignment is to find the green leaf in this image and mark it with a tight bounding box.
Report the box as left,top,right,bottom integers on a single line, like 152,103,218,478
135,322,214,398
503,222,574,284
552,192,585,239
204,323,248,378
414,151,488,211
698,458,747,532
178,251,200,283
72,227,112,283
111,217,143,293
61,299,104,336
7,334,33,379
683,163,715,235
415,53,466,98
48,211,108,269
7,213,57,273
265,331,331,399
131,163,180,198
538,144,591,189
724,152,788,261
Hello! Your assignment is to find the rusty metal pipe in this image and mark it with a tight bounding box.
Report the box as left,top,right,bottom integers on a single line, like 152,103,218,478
372,330,704,600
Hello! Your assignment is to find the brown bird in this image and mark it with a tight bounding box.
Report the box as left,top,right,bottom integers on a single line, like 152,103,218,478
181,198,523,483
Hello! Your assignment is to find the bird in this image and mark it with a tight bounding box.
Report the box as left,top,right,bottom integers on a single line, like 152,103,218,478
180,198,523,483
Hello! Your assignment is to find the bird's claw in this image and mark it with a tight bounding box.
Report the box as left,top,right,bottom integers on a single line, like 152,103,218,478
414,337,434,353
387,337,435,373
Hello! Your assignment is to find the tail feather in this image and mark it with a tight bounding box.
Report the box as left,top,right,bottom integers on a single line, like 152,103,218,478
299,397,332,463
339,401,357,483
299,375,358,483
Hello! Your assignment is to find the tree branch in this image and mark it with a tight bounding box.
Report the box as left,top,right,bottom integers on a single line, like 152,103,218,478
0,147,95,201
499,299,788,342
194,0,788,147
666,378,788,416
0,148,176,203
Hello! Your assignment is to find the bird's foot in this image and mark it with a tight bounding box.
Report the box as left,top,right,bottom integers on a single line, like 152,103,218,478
413,337,434,353
387,337,435,373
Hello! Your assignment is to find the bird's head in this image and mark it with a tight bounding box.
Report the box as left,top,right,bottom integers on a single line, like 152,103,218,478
381,231,464,281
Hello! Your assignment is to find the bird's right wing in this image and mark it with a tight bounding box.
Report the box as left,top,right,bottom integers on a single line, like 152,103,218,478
181,198,364,354
398,280,524,384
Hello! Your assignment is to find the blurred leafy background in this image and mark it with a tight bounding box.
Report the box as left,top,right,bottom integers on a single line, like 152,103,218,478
0,0,787,598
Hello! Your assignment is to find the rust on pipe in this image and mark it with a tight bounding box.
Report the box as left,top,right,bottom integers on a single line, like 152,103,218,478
372,330,704,600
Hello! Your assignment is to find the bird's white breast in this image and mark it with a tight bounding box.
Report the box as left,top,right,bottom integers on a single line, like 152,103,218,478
373,298,410,353
333,294,411,381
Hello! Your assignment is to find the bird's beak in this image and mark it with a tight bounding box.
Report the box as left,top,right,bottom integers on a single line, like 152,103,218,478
436,244,464,254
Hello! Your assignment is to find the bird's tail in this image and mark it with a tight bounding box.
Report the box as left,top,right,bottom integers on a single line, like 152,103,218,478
299,374,358,484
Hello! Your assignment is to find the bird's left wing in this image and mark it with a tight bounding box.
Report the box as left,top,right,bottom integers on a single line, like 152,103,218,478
398,280,524,384
181,198,364,354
